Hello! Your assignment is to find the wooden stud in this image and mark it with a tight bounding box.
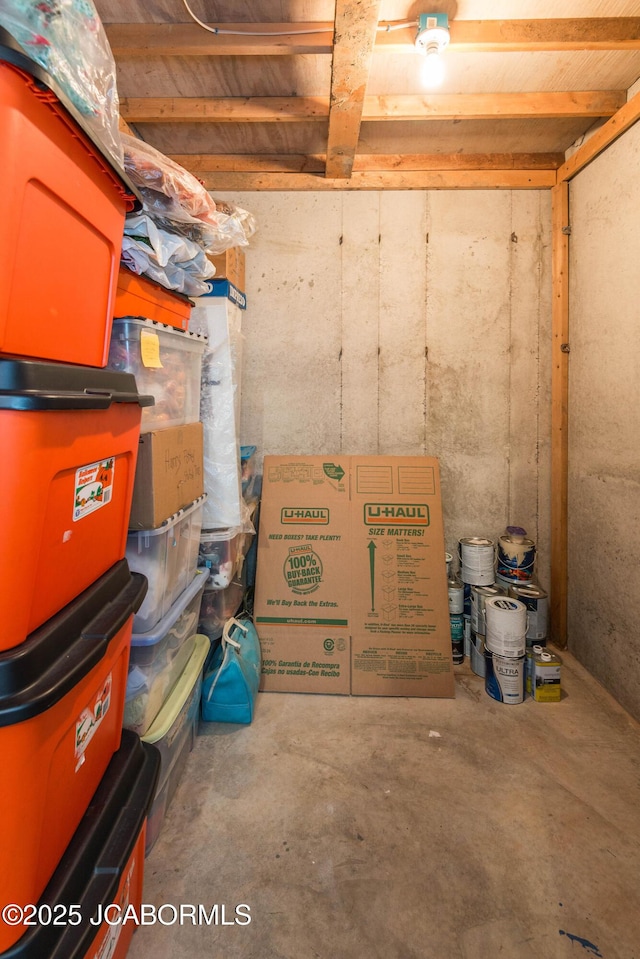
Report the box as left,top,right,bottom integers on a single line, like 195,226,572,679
550,181,570,649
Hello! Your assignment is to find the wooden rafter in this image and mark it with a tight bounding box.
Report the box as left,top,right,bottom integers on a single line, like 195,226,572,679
169,153,564,173
557,88,640,182
104,18,640,57
120,91,625,124
325,0,381,179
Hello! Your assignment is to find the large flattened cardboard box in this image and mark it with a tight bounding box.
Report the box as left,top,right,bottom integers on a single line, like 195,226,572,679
129,422,204,529
254,455,454,697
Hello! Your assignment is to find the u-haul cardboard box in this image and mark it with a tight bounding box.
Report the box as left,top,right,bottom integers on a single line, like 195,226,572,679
254,455,454,698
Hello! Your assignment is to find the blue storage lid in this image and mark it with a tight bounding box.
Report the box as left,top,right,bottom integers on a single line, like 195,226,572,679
0,730,160,959
131,568,208,647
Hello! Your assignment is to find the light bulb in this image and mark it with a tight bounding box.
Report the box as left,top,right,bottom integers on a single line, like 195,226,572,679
420,46,445,87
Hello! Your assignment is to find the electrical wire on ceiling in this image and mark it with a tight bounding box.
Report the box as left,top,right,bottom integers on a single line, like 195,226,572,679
181,0,415,37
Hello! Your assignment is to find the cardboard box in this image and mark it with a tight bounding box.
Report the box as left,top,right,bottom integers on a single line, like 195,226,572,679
128,422,204,529
207,247,245,292
254,456,454,697
259,627,351,695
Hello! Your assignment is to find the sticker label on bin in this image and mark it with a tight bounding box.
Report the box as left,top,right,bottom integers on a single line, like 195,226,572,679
91,859,134,959
75,675,112,771
74,459,115,522
140,329,163,368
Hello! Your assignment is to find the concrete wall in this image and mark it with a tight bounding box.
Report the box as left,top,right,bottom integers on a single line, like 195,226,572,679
217,190,552,586
568,121,640,721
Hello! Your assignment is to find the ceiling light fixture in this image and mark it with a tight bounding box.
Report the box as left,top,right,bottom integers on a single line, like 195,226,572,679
415,13,450,88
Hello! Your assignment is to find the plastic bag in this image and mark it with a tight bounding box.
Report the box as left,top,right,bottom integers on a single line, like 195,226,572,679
122,134,256,253
201,618,261,724
0,0,123,168
122,212,216,296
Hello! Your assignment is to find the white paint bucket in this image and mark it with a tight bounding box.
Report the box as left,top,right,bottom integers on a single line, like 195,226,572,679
484,597,527,658
485,650,525,704
508,582,548,641
470,583,506,635
459,537,495,586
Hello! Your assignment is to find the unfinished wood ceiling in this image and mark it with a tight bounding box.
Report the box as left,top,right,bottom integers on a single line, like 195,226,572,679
95,0,640,190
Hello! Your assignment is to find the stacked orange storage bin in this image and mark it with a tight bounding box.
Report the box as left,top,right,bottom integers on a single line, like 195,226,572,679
0,25,159,957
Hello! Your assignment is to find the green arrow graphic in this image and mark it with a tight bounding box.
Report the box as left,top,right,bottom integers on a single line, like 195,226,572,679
323,462,345,482
367,540,377,611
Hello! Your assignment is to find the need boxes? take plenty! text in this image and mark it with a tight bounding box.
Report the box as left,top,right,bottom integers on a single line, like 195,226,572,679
254,456,454,698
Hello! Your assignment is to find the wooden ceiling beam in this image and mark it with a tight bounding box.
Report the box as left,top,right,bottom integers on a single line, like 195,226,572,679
120,91,625,123
195,170,556,190
325,0,382,179
105,18,640,57
170,153,564,173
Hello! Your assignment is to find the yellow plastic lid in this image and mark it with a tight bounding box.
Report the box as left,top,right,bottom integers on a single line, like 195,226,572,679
142,634,209,744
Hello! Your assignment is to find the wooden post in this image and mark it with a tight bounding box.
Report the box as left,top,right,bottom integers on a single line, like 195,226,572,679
550,181,569,648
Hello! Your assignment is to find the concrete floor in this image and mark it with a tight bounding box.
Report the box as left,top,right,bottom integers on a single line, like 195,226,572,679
128,650,640,959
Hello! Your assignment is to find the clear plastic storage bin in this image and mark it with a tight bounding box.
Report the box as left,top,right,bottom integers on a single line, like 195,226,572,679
124,570,208,737
108,317,206,430
198,525,251,589
142,634,209,854
127,494,206,633
198,579,246,642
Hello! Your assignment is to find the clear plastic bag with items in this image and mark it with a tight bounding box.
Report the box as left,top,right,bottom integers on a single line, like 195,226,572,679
0,0,123,167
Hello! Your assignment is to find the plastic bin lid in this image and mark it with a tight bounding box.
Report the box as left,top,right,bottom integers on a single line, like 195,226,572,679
130,568,208,647
111,315,208,347
0,560,147,727
128,493,207,541
0,731,160,959
0,26,142,212
200,524,243,542
0,357,155,411
142,635,210,745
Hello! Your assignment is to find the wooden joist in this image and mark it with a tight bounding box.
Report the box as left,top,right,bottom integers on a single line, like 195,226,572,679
105,18,640,57
169,153,564,173
193,170,556,191
120,92,625,124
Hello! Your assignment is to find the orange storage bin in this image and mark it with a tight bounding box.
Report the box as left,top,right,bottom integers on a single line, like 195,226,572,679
0,730,160,959
115,267,193,331
0,560,147,954
0,29,139,367
0,358,153,651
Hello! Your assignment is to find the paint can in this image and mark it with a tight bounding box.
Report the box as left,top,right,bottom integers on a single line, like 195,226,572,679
463,581,472,617
484,597,527,658
496,527,536,583
448,576,464,615
485,649,525,704
531,648,562,702
470,583,506,635
450,613,464,665
508,582,548,642
463,614,471,658
470,631,486,677
525,643,544,695
445,552,453,577
458,537,495,586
